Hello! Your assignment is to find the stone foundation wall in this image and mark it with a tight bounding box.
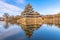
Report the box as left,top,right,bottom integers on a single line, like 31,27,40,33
17,17,43,25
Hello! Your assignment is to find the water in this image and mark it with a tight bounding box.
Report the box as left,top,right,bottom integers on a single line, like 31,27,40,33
0,21,60,40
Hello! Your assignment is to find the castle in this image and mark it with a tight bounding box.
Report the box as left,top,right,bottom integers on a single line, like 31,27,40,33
17,4,43,25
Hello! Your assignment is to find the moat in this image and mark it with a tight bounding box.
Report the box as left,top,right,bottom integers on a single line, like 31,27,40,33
0,21,60,40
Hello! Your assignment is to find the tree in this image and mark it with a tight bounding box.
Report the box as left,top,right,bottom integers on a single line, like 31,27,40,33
3,13,9,22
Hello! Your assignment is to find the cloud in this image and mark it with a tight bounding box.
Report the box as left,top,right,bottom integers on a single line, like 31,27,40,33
0,1,22,17
39,7,60,15
0,24,21,39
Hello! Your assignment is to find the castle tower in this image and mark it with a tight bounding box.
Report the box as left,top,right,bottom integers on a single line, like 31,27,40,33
21,4,34,16
24,4,33,13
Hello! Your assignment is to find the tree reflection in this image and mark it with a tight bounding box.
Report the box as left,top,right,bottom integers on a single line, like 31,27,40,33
45,23,60,28
4,22,9,29
46,23,53,26
54,24,60,28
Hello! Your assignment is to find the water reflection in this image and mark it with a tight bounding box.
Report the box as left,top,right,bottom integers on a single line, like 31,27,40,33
4,22,9,29
20,24,42,38
54,24,60,28
1,21,60,40
45,23,60,28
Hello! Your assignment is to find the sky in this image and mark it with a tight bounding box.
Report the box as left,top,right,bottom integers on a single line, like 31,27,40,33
0,0,60,17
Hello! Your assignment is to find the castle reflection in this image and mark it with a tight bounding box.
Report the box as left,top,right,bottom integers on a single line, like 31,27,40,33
20,24,42,38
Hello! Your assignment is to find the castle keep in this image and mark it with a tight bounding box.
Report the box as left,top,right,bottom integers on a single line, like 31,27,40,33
17,4,43,25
